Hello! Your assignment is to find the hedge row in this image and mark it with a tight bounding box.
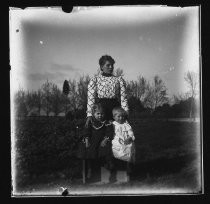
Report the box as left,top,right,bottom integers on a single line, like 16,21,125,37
15,117,86,179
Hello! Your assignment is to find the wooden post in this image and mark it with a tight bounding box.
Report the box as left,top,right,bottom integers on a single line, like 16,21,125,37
82,159,86,184
82,137,89,184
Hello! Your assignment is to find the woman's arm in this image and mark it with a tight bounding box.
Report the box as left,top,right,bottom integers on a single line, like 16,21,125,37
119,76,129,113
86,77,97,117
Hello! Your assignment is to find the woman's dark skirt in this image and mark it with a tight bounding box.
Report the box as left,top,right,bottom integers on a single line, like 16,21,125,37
96,98,120,120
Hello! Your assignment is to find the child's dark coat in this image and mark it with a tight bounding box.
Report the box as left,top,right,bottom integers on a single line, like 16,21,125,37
77,120,114,160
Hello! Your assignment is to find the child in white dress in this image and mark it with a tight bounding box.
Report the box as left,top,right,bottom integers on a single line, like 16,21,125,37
112,107,135,162
111,107,135,181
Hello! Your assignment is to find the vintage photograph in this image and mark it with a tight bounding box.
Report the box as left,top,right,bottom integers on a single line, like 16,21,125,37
10,6,202,196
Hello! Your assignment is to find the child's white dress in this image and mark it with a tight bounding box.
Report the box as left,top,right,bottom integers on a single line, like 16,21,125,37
112,121,135,162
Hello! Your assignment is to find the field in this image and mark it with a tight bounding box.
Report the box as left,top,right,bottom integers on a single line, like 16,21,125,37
12,117,202,196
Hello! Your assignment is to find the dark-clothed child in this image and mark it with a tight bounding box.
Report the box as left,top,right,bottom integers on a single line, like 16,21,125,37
77,103,114,182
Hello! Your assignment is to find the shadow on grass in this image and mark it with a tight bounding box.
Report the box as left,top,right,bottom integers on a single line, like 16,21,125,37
130,154,195,181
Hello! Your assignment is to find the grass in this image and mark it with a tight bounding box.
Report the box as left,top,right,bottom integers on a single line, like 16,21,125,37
13,118,202,195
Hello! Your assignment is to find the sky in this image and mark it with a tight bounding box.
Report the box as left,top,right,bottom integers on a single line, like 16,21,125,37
10,6,200,97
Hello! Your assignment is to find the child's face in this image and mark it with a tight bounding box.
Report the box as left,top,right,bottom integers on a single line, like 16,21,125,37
93,109,104,122
113,112,126,124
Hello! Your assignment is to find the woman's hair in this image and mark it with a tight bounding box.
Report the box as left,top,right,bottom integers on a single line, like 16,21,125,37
92,103,104,115
99,55,115,67
112,107,127,117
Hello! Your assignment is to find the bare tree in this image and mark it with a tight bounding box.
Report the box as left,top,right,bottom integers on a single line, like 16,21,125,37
126,80,137,98
68,79,78,113
143,75,168,114
184,70,199,119
14,89,28,118
41,80,53,116
35,89,43,116
137,75,148,101
126,75,148,101
77,75,90,110
25,89,43,116
126,81,133,98
25,91,35,113
114,67,124,77
50,84,64,116
141,84,154,112
171,92,191,105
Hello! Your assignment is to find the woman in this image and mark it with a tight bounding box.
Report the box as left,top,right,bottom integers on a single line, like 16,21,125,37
83,55,130,182
85,55,129,127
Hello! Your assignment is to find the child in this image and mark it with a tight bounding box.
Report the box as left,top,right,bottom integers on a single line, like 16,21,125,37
111,107,135,181
84,103,114,182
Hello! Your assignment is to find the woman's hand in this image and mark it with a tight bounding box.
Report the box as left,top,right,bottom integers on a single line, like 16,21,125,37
100,137,109,147
85,116,92,128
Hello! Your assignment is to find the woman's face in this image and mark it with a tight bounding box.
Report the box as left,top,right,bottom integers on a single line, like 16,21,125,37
101,60,114,75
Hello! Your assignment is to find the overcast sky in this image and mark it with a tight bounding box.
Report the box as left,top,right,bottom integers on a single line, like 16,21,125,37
10,6,200,97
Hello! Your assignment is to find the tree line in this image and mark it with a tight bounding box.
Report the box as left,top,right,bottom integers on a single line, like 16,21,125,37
14,69,199,119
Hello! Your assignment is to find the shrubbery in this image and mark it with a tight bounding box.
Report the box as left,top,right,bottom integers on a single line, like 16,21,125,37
15,117,86,181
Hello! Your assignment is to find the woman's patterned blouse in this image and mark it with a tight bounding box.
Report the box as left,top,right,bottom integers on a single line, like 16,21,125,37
87,74,129,117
